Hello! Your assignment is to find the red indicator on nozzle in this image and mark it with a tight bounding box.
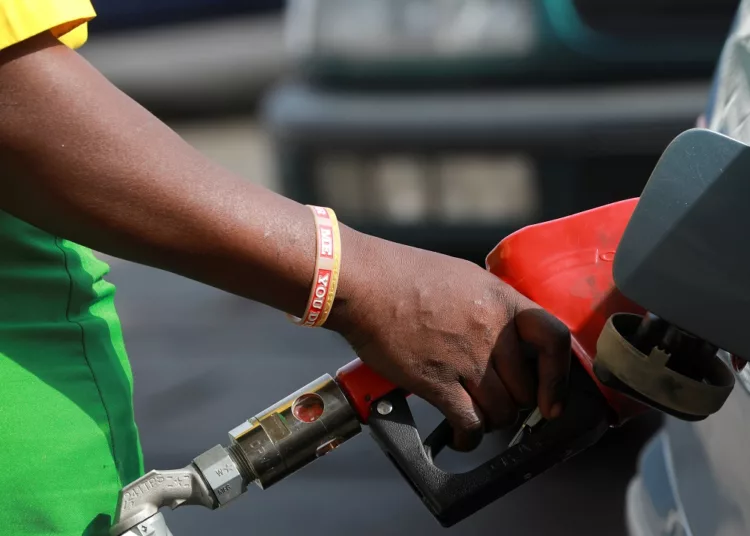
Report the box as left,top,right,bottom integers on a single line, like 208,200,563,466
292,393,325,423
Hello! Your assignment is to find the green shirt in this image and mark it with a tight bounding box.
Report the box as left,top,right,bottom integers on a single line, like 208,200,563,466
0,210,143,535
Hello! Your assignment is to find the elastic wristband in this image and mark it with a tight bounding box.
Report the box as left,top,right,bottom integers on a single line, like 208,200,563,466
288,205,342,328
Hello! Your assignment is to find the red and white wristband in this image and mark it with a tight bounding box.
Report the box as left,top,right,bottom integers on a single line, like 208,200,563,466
288,205,342,328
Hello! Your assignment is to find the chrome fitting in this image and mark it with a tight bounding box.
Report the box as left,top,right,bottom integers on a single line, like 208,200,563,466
193,445,245,507
228,374,361,489
111,373,362,536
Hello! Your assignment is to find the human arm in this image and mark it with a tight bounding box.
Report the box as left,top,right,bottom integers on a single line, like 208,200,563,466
0,32,570,449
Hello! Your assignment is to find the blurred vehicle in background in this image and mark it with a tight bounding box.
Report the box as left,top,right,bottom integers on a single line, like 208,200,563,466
88,0,283,34
287,0,734,86
81,0,288,114
262,0,735,262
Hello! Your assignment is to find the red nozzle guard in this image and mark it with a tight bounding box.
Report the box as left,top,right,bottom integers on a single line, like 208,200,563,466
486,199,648,424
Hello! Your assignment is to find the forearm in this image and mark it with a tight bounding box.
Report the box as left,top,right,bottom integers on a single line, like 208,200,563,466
0,32,366,320
0,30,574,442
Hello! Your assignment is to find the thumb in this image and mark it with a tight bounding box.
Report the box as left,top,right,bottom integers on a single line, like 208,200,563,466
513,298,571,420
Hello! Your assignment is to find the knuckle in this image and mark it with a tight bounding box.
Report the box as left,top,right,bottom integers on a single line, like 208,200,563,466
490,281,519,311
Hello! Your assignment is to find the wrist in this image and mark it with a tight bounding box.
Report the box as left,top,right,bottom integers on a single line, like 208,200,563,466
323,223,377,338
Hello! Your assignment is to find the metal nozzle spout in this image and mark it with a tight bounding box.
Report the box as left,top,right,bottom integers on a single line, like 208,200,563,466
110,373,362,536
109,465,216,536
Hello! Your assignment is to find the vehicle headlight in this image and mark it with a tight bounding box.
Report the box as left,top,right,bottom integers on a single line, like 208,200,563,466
286,0,537,60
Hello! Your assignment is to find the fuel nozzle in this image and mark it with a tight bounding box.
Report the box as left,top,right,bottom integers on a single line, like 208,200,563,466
111,374,362,536
221,373,362,494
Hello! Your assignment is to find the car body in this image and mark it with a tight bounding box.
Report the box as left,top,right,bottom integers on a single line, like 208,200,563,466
626,4,750,534
627,357,750,536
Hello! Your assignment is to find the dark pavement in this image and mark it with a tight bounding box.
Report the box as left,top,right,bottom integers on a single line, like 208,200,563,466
106,255,662,536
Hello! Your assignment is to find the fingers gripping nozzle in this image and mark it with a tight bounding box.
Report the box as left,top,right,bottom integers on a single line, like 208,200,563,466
111,374,362,536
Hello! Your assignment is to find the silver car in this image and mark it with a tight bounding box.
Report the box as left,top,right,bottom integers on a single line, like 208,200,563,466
627,3,750,535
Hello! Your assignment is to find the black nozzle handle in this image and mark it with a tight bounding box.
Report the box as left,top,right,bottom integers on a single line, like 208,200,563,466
368,360,610,527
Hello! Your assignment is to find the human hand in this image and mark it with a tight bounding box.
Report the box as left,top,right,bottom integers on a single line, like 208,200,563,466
328,230,571,451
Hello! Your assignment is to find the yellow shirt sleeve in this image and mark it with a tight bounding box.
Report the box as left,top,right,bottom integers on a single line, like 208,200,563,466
0,0,96,51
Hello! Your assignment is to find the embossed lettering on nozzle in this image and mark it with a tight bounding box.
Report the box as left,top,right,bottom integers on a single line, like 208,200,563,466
109,464,216,536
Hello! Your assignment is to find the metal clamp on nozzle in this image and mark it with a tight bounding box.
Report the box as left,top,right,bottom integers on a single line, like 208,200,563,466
193,445,247,507
111,374,362,536
226,373,362,489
